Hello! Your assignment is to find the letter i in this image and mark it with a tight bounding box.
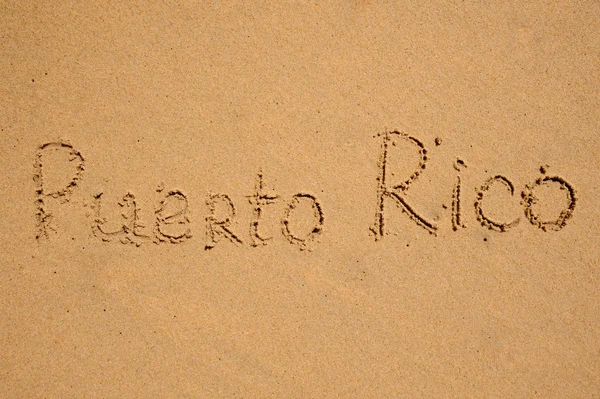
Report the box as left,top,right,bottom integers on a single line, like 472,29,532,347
452,159,467,231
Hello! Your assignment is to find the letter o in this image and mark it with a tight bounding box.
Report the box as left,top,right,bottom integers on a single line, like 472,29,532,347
521,176,577,231
282,194,324,249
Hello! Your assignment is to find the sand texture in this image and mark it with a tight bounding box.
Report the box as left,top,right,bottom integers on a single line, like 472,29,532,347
1,1,599,397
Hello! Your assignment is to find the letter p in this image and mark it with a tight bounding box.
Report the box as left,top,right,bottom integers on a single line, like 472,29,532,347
34,142,84,239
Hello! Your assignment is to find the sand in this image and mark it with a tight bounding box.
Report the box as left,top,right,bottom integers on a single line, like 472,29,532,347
1,1,599,397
